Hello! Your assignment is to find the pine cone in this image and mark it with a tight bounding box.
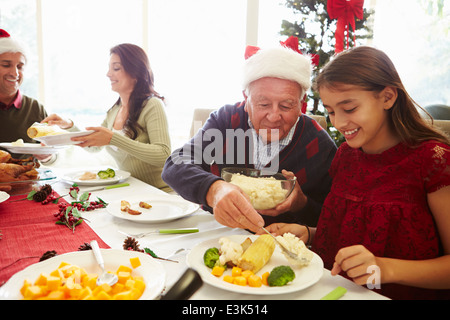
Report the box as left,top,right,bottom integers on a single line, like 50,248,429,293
78,242,92,251
123,237,143,252
41,184,53,196
39,250,57,261
33,190,48,202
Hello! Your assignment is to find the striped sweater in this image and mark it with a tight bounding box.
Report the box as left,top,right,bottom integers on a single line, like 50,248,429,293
162,102,337,226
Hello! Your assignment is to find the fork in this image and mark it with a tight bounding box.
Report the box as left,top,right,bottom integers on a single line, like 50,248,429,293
261,227,303,262
118,228,199,239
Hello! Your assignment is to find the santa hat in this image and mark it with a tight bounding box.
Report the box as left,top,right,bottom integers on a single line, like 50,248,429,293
0,29,27,61
242,37,312,94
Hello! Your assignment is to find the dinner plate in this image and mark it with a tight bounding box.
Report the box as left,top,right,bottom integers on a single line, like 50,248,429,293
60,168,130,186
0,191,10,203
0,142,65,155
34,130,94,146
0,249,166,300
106,194,200,223
186,235,324,295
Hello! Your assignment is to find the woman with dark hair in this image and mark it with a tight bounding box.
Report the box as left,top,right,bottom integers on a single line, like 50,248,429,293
45,43,171,191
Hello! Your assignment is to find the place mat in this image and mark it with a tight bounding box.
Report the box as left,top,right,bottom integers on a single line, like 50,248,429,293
0,193,110,286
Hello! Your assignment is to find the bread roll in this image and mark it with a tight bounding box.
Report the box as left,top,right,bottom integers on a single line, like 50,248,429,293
27,125,64,138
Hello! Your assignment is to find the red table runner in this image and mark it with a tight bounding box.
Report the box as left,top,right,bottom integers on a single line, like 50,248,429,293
0,193,109,286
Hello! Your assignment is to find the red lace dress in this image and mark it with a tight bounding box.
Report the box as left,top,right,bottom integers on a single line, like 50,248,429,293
312,141,450,300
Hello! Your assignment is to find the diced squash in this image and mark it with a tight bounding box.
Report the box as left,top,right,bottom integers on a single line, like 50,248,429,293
116,265,132,274
79,287,93,300
261,271,270,286
34,273,49,286
134,278,146,293
46,276,61,291
95,290,112,300
129,257,141,269
46,290,65,300
20,279,32,296
111,283,125,295
125,279,136,290
231,266,242,277
233,276,247,286
113,290,133,300
223,275,234,284
19,262,145,300
248,275,262,287
23,285,44,300
117,271,131,284
211,265,225,277
241,270,254,279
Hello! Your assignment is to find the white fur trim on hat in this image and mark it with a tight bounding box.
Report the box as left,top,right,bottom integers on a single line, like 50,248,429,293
242,46,312,93
0,37,27,61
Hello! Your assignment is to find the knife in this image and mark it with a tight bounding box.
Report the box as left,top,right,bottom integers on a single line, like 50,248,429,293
82,183,130,192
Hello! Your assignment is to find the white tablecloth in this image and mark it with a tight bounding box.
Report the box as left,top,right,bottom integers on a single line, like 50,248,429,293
50,170,388,300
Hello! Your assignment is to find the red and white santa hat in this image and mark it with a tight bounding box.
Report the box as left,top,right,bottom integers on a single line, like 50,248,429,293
242,36,312,94
0,29,27,61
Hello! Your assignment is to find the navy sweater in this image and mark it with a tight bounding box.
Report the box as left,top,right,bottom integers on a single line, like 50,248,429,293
162,102,337,226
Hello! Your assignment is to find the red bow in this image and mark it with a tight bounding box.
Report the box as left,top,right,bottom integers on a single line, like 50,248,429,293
0,29,11,38
327,0,364,53
244,36,319,67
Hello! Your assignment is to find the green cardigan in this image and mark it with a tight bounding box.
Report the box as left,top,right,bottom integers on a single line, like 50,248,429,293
85,97,172,192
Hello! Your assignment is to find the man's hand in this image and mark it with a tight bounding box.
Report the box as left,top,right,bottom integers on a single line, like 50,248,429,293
41,114,73,129
206,180,264,233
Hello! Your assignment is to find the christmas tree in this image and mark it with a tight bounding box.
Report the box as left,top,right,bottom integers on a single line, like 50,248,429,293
280,0,373,145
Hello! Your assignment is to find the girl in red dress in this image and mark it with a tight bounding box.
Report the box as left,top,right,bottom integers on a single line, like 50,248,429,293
263,46,450,299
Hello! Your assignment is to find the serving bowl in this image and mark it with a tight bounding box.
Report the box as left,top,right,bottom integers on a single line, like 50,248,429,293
221,167,296,210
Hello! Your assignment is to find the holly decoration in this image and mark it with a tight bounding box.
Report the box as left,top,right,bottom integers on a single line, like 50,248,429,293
123,237,177,263
53,183,108,233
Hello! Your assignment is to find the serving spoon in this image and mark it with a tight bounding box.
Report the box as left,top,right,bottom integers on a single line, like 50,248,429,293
90,240,118,286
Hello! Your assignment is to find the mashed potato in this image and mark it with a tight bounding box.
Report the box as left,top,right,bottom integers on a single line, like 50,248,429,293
276,232,313,267
218,237,243,266
229,174,288,210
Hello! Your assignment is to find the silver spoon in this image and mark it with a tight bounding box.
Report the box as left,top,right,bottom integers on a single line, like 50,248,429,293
90,240,118,286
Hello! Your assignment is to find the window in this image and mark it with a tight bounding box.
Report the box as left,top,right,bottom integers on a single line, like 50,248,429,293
1,0,448,153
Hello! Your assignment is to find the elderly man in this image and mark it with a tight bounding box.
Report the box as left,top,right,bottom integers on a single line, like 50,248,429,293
0,29,69,163
162,41,336,233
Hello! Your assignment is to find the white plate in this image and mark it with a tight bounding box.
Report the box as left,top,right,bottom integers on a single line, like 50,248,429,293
0,142,65,155
186,235,324,295
34,130,94,146
0,249,165,300
106,194,199,223
0,191,10,203
60,168,130,186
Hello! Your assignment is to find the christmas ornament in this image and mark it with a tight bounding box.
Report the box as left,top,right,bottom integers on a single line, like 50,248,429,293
327,0,364,53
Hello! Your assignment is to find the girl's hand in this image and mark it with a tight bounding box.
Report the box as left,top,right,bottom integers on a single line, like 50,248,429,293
331,245,381,286
71,126,113,147
257,170,308,217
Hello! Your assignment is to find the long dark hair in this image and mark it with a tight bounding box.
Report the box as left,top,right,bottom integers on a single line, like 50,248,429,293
313,46,449,146
110,43,163,139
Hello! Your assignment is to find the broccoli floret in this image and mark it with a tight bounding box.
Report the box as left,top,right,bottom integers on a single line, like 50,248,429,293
267,265,296,286
203,247,220,268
